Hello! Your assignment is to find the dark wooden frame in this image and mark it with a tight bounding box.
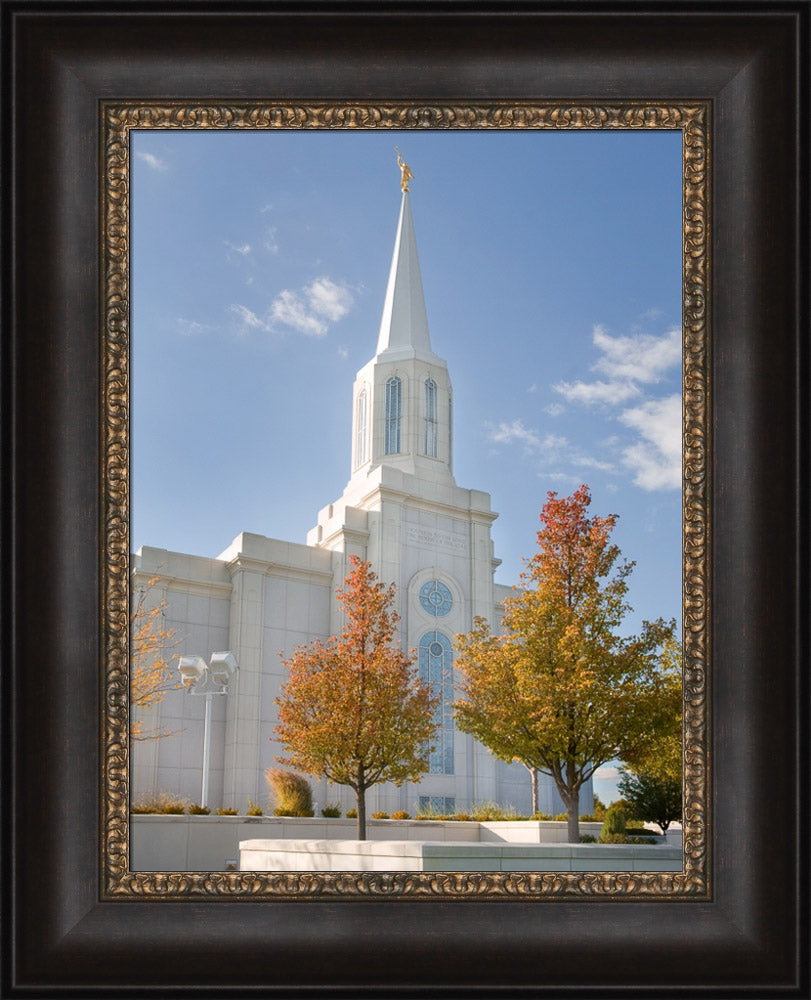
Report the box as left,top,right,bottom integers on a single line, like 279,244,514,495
3,2,807,994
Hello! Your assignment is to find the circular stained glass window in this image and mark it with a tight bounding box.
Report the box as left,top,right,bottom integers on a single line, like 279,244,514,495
419,580,453,617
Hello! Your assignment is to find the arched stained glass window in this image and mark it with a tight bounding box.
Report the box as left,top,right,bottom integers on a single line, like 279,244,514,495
385,376,402,454
424,377,438,457
419,631,454,774
354,388,368,468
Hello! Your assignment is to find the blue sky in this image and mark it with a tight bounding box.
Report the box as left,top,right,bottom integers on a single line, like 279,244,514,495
131,128,683,805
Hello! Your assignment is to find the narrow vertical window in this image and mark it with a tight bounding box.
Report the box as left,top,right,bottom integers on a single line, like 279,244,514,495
448,394,453,471
419,631,454,774
424,378,438,457
354,388,368,468
385,376,401,454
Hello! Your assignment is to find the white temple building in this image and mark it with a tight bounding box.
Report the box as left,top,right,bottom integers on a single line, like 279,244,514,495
131,182,593,819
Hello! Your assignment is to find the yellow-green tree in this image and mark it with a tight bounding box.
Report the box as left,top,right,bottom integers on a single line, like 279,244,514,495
275,557,439,839
454,485,678,842
130,579,181,741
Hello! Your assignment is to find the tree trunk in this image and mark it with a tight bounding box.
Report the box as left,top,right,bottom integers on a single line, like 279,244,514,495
526,764,539,815
564,760,579,842
355,787,367,840
565,799,580,843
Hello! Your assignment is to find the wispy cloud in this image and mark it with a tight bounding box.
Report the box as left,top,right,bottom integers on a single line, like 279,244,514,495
486,420,567,454
592,324,681,383
553,379,640,407
229,304,269,332
136,151,169,172
306,277,353,322
594,765,622,781
176,317,210,336
231,276,354,339
225,241,251,256
544,402,564,417
620,394,681,491
263,226,280,254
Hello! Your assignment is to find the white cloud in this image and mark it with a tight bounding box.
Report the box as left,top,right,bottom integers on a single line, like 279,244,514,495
592,324,681,384
231,276,354,339
527,383,538,393
594,765,622,781
337,346,349,360
230,304,270,332
136,151,168,172
306,277,353,322
620,394,681,491
225,241,251,256
176,317,209,336
544,402,564,417
486,420,567,454
263,226,280,254
553,379,640,407
270,290,328,337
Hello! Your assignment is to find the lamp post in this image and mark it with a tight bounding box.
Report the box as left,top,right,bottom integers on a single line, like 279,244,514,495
177,651,238,809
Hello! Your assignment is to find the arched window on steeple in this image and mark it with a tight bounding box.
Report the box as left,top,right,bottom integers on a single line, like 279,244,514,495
448,392,453,472
354,388,368,469
424,378,438,457
385,376,402,454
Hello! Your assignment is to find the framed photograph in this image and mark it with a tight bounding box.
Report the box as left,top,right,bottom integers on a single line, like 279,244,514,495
4,3,807,995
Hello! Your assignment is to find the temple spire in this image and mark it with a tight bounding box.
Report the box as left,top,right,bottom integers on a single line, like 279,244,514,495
375,161,433,359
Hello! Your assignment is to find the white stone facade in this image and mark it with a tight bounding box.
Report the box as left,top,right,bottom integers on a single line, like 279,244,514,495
131,191,593,819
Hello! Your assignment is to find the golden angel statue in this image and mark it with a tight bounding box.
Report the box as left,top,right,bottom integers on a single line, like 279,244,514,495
395,147,414,192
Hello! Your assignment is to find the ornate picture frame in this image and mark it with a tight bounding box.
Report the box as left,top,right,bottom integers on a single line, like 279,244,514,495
5,3,806,994
104,101,708,899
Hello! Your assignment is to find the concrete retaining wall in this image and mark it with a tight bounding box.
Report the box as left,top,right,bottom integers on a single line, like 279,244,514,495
131,814,676,872
239,838,683,873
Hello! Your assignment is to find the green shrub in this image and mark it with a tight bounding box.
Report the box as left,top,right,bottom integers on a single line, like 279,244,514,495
188,804,210,815
452,813,472,822
372,811,390,819
246,799,263,816
579,834,597,843
530,812,552,821
599,805,627,843
600,832,630,844
265,768,313,817
321,804,342,818
391,810,410,820
216,808,238,815
346,808,357,819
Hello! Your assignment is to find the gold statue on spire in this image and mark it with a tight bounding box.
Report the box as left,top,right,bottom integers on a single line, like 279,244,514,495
395,147,414,192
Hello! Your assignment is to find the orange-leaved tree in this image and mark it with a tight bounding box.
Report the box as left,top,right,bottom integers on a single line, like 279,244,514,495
454,485,678,842
131,578,182,741
275,556,439,839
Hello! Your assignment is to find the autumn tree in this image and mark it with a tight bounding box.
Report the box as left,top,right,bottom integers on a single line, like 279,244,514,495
275,556,439,839
454,485,678,842
130,578,181,741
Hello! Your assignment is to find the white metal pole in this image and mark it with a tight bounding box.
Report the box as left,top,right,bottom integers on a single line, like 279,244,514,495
201,690,213,809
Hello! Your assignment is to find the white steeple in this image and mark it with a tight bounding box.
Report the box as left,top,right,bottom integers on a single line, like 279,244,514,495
375,191,435,362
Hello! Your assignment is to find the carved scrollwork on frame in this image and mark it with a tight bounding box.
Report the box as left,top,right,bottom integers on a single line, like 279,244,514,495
102,101,710,900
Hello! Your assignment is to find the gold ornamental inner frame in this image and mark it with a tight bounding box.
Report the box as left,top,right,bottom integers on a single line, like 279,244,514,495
102,101,710,900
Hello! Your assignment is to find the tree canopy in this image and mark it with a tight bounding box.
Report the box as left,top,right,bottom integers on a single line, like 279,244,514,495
454,485,678,842
275,556,439,839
